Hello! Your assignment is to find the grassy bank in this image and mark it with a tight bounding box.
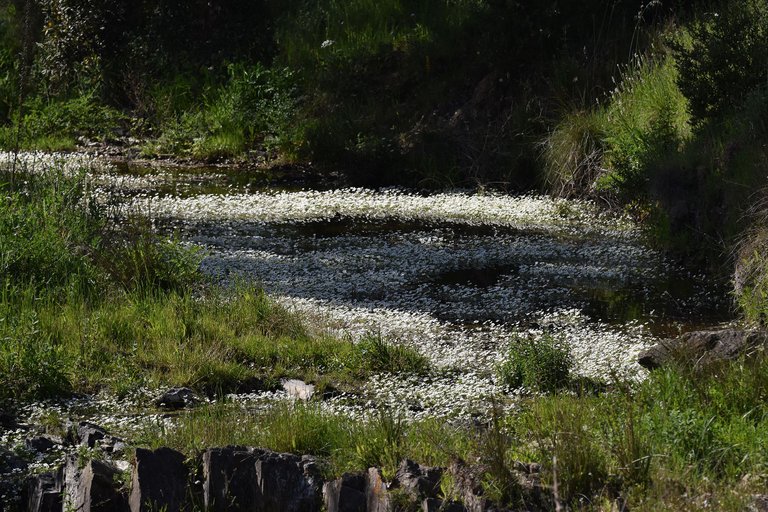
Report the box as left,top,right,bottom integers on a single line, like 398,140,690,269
2,161,768,510
0,167,428,402
121,349,768,511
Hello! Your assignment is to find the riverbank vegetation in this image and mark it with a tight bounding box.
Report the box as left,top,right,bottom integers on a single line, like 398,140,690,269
2,0,768,510
128,345,768,511
0,169,429,401
0,1,764,293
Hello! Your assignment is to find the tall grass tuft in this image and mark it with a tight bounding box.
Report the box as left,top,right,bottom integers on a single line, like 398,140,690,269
542,53,690,200
542,109,607,197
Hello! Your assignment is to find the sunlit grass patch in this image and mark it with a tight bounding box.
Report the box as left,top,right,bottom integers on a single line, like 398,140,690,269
136,400,476,478
1,280,433,400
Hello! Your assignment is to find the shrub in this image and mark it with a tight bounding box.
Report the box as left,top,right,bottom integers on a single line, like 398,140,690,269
672,0,768,124
352,333,429,376
148,64,299,160
734,224,768,323
0,93,125,150
498,334,572,393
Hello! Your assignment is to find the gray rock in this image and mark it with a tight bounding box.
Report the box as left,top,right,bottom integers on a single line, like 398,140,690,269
25,436,60,454
393,459,443,501
366,467,391,512
448,460,486,512
155,387,200,409
202,446,321,512
72,421,125,453
751,494,768,512
75,422,108,448
638,329,768,370
422,498,467,512
323,472,367,512
203,446,260,511
27,470,63,512
64,455,129,512
130,447,189,512
282,379,315,400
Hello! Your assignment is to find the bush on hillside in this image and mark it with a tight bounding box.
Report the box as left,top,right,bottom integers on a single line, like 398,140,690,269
672,0,768,123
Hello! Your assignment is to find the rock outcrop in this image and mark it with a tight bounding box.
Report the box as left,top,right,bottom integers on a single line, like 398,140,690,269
130,447,190,512
62,455,130,512
155,387,200,409
23,441,543,512
202,446,322,512
638,329,768,370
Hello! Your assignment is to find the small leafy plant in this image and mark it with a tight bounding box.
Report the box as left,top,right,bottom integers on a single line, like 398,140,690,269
498,334,572,393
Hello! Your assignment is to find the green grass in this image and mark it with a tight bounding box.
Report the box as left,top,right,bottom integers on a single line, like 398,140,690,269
0,169,429,401
0,282,431,400
510,353,768,510
127,350,768,510
142,64,299,162
0,93,124,151
543,53,690,200
497,333,572,393
136,400,478,480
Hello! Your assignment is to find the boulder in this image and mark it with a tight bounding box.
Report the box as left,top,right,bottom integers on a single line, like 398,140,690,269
25,436,61,454
73,421,108,447
323,472,367,512
638,329,768,370
202,446,321,512
70,421,125,454
27,470,63,512
155,387,200,410
63,455,129,512
130,447,189,512
282,379,315,400
448,460,487,512
393,459,443,501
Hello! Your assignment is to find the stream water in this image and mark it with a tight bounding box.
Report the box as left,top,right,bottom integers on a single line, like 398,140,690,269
103,160,730,419
2,153,734,429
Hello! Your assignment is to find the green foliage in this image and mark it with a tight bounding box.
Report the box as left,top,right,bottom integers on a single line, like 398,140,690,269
672,0,768,123
543,54,690,200
0,290,70,400
598,55,691,198
510,353,768,508
497,334,572,393
0,170,430,400
146,64,299,161
520,396,609,505
0,169,100,292
0,3,19,121
542,109,607,197
0,93,124,150
130,350,768,508
139,400,475,478
352,409,406,475
351,333,429,376
97,218,204,293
